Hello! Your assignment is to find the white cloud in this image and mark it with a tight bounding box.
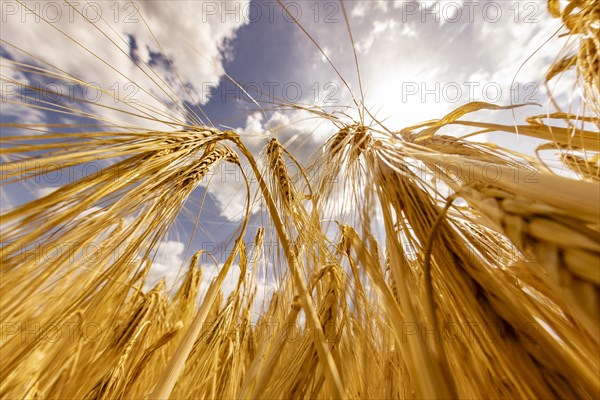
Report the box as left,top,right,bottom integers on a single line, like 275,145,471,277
0,67,46,126
146,239,186,288
356,19,399,54
198,262,241,302
142,239,277,317
194,1,572,226
35,186,58,198
0,103,46,126
275,1,567,130
238,112,264,136
198,261,278,319
0,187,14,212
351,2,367,18
1,1,249,130
203,109,336,222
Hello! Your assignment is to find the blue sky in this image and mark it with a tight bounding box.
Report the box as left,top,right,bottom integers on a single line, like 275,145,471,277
1,1,573,293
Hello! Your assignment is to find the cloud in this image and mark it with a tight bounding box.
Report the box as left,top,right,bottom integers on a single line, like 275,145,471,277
196,1,572,234
1,1,250,130
0,187,14,212
142,238,277,317
202,108,337,222
1,66,47,126
198,261,278,319
35,186,58,198
146,239,186,287
252,1,567,130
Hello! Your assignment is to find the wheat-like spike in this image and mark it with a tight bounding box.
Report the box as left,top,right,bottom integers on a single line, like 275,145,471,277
175,145,239,189
462,186,600,322
562,153,600,182
266,138,297,207
327,125,352,158
547,0,600,116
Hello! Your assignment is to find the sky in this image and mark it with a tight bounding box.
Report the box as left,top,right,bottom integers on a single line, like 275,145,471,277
0,0,574,299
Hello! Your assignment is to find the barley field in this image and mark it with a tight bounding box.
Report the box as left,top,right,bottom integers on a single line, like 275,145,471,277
0,0,599,399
